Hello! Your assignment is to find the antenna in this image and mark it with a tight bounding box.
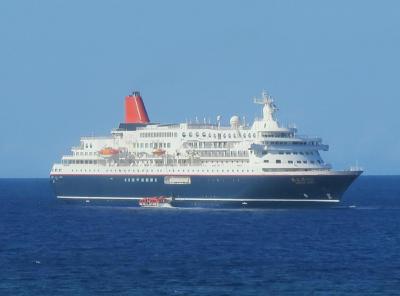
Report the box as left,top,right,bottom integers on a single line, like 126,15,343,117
216,115,221,128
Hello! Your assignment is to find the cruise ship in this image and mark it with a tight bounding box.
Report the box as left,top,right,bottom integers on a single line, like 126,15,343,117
50,90,362,208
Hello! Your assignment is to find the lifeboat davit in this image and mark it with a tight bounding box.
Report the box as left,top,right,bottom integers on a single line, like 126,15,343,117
153,148,166,156
99,147,119,157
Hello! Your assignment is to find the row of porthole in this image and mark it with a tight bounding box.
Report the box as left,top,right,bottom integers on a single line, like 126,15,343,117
124,178,158,183
182,132,257,139
264,160,322,164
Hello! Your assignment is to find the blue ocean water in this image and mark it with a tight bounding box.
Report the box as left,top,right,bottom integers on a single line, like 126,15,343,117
0,177,400,295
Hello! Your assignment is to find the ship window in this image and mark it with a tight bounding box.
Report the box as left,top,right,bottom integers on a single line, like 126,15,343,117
279,152,284,155
253,133,256,138
300,152,304,155
276,160,281,164
141,178,144,182
189,132,193,137
286,152,291,155
136,178,140,182
150,178,153,182
243,133,246,138
264,160,269,163
182,132,186,137
196,132,199,137
311,161,315,164
297,161,301,164
303,161,307,164
294,152,298,155
288,160,293,164
145,178,149,182
154,178,158,182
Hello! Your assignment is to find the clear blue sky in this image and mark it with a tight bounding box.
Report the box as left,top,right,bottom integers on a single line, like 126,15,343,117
0,0,398,177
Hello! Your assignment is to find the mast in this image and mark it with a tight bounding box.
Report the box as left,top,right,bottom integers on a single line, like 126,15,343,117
254,90,279,128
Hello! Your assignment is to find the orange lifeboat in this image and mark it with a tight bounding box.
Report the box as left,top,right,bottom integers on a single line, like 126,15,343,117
99,147,119,157
152,148,166,156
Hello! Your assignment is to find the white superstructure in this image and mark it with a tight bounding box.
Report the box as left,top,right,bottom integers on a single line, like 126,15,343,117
51,91,332,176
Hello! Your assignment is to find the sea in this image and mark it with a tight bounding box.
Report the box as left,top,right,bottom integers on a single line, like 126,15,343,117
0,176,399,296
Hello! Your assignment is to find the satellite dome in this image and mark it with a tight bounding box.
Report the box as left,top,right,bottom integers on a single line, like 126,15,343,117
230,115,240,128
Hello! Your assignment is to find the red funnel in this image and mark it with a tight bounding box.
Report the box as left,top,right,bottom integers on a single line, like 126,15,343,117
125,91,150,124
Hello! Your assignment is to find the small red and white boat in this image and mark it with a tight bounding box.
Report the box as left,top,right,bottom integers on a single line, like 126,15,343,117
138,196,172,208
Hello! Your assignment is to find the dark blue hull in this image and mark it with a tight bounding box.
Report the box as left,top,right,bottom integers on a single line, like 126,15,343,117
50,172,361,208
